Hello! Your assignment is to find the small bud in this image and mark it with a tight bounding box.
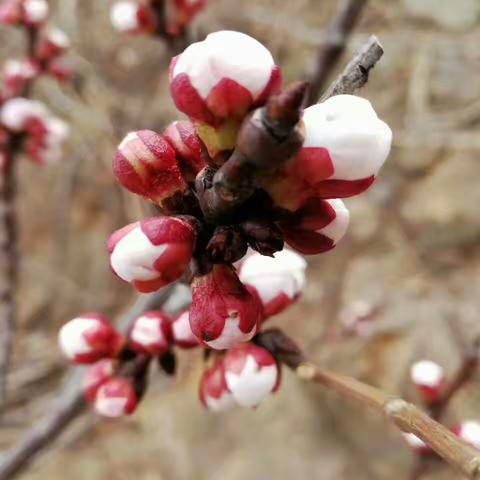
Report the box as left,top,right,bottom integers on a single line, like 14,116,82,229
285,95,392,199
239,248,306,318
402,433,432,455
451,421,480,450
83,359,118,402
190,264,261,350
2,59,39,98
108,216,196,293
128,310,172,356
224,343,281,408
410,360,444,404
0,97,48,132
94,377,137,418
171,310,199,349
21,0,49,26
170,31,281,127
199,357,235,411
58,313,124,364
113,130,188,206
36,28,70,62
280,198,350,255
0,1,20,25
110,1,156,35
163,120,206,180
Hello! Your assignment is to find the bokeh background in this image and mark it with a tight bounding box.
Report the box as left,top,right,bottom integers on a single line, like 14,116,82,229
1,0,480,478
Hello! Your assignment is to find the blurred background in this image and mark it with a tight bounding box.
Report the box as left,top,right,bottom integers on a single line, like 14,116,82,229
1,0,480,478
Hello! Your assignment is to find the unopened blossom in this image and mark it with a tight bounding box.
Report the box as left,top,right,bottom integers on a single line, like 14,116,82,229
128,310,172,356
83,359,118,402
402,433,432,455
190,264,262,349
410,360,444,404
94,377,137,418
0,97,47,132
108,216,196,293
110,1,156,35
452,421,480,450
171,310,199,349
280,197,350,255
239,248,306,318
21,0,49,26
199,357,234,411
113,129,188,206
36,28,70,61
2,59,38,98
224,343,281,408
58,313,124,364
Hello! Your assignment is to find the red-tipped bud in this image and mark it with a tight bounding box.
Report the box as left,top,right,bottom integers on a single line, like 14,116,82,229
451,421,480,450
171,310,199,349
0,97,48,132
2,59,39,98
113,130,188,206
190,264,261,350
199,357,234,412
108,217,196,293
110,1,156,35
21,0,49,26
58,313,124,364
224,343,281,408
163,120,205,180
410,360,445,404
280,197,350,255
36,28,70,61
93,377,137,418
0,1,19,25
170,31,281,127
128,310,172,356
82,359,118,402
239,248,306,319
402,433,432,455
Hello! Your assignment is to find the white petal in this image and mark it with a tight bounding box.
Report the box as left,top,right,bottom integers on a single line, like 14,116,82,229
58,317,97,358
95,394,128,418
110,1,139,32
316,199,350,245
205,315,256,350
459,422,480,449
130,316,166,347
410,360,443,387
172,311,196,343
23,0,49,22
204,391,235,412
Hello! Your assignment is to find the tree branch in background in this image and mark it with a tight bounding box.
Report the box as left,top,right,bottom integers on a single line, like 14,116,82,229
306,0,368,105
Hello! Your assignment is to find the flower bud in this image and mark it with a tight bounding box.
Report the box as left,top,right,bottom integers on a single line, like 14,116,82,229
2,59,39,98
21,0,48,26
171,310,199,349
110,1,156,35
108,216,196,293
239,248,306,318
452,421,480,450
113,130,188,206
83,359,118,402
170,31,281,127
167,0,205,36
128,310,172,356
280,198,350,255
163,120,205,180
58,313,124,364
190,264,261,349
402,433,432,455
36,28,70,61
94,377,137,418
0,97,48,132
0,1,19,25
285,95,392,199
410,360,444,404
224,343,281,408
199,357,234,412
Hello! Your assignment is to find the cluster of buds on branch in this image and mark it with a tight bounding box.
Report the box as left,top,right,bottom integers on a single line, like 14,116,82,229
59,30,392,417
0,0,71,168
110,0,205,39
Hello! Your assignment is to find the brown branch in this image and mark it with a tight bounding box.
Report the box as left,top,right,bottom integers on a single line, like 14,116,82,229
307,0,368,105
256,329,480,480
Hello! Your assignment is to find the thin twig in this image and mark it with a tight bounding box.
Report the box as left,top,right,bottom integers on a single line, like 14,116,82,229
307,0,368,105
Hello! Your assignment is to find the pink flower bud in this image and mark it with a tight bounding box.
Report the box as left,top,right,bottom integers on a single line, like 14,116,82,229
163,120,205,180
94,377,137,418
285,95,392,199
0,97,48,132
171,310,199,349
170,31,281,126
224,343,281,408
239,248,306,318
452,421,480,450
128,310,172,355
199,357,234,412
36,28,70,61
410,360,444,404
2,59,39,98
83,359,118,402
0,1,20,25
108,217,196,293
113,130,188,205
402,433,432,455
21,0,48,26
58,313,124,364
110,1,156,35
190,264,261,350
280,197,350,255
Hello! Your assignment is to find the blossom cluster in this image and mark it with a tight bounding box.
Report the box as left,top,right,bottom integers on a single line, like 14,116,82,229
110,0,205,37
0,0,71,168
59,30,392,417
